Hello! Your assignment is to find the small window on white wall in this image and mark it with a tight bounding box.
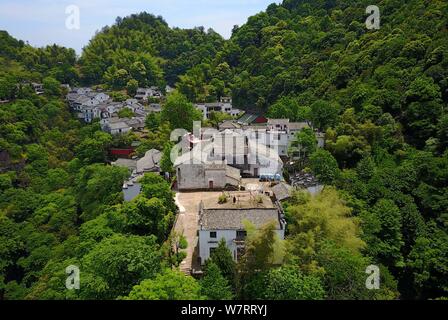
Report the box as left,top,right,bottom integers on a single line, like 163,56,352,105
210,231,217,238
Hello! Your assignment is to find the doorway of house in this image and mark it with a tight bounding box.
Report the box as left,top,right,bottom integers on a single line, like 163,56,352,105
209,180,214,189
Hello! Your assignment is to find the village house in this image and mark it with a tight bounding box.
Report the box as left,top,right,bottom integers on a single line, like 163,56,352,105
210,130,283,177
125,118,146,131
31,83,44,95
174,149,241,191
198,191,286,264
67,88,112,122
113,149,162,202
271,182,293,202
148,103,162,113
135,87,162,102
100,116,146,135
195,97,242,120
136,149,162,175
106,121,132,135
122,99,145,113
218,120,242,131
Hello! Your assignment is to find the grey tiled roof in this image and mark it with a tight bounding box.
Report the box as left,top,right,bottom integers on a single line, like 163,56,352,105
109,122,131,130
288,122,310,130
200,208,281,230
219,120,241,130
113,159,138,171
136,149,162,173
272,182,293,201
268,119,290,126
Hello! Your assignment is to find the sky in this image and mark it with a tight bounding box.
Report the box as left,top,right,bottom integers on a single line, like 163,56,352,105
0,0,277,54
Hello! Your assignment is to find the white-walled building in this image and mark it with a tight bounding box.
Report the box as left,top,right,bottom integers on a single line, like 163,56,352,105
195,97,242,120
107,121,132,135
173,130,283,190
216,119,325,157
174,144,241,191
135,87,162,102
198,192,286,264
67,88,151,130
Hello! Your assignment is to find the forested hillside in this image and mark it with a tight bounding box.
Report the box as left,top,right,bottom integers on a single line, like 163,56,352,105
205,0,447,299
79,12,225,89
1,0,447,300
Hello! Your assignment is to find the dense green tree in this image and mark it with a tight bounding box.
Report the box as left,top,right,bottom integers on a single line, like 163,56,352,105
126,79,139,96
289,127,317,167
361,199,405,268
206,111,233,128
208,239,237,286
75,131,113,165
161,91,202,131
145,112,161,131
74,164,129,221
125,269,203,300
285,188,365,273
404,76,443,146
43,77,61,96
407,223,448,299
263,266,325,300
160,142,175,175
317,242,399,300
121,195,174,240
267,96,310,122
138,173,176,213
200,262,234,300
310,100,339,131
309,149,340,185
81,234,162,299
117,108,134,119
0,216,24,289
0,75,17,100
238,221,284,299
79,12,224,86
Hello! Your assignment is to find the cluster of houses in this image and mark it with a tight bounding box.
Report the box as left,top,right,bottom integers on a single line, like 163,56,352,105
66,87,165,134
113,112,325,200
174,128,284,191
219,118,325,157
173,117,325,189
84,90,325,268
171,117,325,267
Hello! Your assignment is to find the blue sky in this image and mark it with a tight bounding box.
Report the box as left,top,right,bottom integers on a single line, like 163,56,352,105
0,0,277,54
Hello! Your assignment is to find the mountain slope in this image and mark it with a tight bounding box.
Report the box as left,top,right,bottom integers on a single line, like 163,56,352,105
79,12,225,87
